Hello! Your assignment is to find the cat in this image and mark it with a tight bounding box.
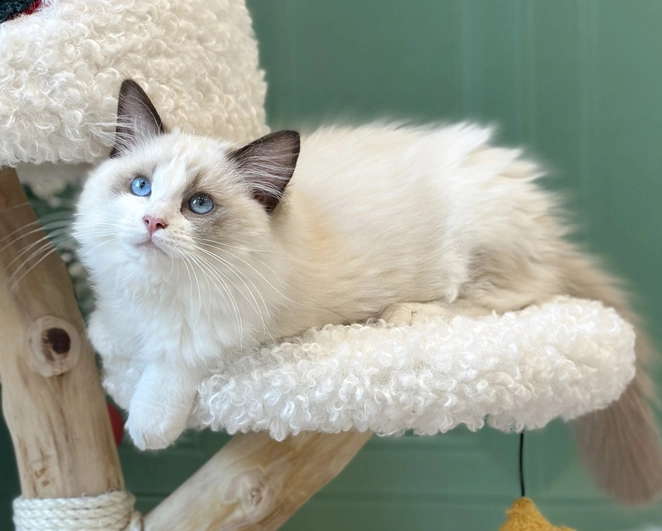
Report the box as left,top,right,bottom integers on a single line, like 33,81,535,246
74,79,662,505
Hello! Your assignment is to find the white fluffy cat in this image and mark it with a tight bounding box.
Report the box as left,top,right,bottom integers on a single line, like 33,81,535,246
75,80,662,504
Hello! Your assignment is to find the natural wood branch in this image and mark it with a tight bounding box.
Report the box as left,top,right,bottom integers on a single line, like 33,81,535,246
145,430,372,531
0,166,123,498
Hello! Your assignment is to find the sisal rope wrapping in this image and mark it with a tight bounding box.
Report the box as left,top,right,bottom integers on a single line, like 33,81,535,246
13,490,143,531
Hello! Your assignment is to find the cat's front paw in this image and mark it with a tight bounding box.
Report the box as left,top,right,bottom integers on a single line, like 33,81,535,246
126,403,188,451
379,302,454,326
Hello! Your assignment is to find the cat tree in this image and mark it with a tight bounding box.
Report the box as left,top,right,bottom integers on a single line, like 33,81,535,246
0,1,640,530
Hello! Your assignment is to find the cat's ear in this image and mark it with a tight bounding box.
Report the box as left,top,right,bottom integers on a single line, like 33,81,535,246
110,79,166,158
229,130,300,213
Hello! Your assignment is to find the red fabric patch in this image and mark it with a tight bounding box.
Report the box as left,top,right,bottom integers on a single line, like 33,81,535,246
9,0,42,21
23,0,43,16
106,402,125,447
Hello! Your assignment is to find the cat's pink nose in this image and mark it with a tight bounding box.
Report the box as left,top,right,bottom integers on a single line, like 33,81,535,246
143,215,168,234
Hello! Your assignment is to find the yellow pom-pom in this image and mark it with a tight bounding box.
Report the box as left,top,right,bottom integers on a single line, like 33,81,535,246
499,498,576,531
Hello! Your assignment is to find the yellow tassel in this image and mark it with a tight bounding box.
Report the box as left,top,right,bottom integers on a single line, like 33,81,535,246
499,498,576,531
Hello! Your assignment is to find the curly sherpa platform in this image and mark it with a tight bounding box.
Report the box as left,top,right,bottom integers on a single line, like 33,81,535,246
102,296,637,441
0,0,268,167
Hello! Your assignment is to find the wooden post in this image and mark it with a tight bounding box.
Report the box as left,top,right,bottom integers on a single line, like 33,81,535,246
144,430,372,531
0,166,123,498
0,165,368,530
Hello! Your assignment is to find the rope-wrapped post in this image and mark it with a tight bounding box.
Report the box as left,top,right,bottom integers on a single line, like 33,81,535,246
13,491,142,531
0,167,129,527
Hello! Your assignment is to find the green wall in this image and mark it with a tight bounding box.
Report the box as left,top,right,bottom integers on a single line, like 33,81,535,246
246,2,662,529
2,1,662,530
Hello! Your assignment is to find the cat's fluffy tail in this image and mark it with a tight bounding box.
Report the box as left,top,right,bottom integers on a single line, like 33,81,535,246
562,252,662,504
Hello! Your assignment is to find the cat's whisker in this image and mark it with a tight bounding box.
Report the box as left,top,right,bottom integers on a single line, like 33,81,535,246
39,206,75,219
0,201,33,214
181,254,202,328
73,217,122,226
73,218,118,228
197,257,273,344
195,246,271,327
192,255,215,303
39,220,77,236
22,231,75,263
201,263,272,344
72,223,125,244
175,252,182,285
72,225,119,233
74,237,118,255
200,244,308,317
187,251,244,342
68,229,118,248
5,235,69,290
166,254,176,283
187,254,244,343
71,212,120,224
43,204,77,214
0,219,41,241
4,228,71,276
196,239,285,300
197,240,310,310
73,226,122,236
7,247,60,291
186,253,236,313
204,243,310,309
70,232,117,246
72,208,115,219
0,212,75,250
179,254,194,315
196,237,283,255
0,221,61,252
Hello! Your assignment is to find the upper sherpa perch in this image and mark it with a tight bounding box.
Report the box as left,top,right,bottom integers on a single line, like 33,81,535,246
0,0,269,167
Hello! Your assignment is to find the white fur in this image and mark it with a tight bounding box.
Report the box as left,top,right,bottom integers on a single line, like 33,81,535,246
75,123,625,449
0,0,268,166
100,296,636,441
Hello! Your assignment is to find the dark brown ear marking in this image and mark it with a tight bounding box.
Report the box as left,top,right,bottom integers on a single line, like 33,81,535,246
229,130,300,213
110,79,166,158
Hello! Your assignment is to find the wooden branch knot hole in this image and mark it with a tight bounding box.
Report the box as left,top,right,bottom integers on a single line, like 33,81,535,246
226,469,271,514
43,327,71,359
26,316,81,377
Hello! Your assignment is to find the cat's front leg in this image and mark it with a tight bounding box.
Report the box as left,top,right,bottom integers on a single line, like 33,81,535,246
87,310,143,410
126,361,203,450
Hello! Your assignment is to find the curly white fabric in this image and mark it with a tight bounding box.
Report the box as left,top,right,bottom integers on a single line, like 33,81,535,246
102,296,637,441
0,0,269,167
13,490,142,531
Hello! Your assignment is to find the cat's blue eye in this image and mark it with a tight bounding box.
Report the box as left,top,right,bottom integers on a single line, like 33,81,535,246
130,176,152,197
188,193,214,214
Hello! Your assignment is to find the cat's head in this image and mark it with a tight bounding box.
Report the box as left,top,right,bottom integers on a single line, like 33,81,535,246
74,80,299,286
